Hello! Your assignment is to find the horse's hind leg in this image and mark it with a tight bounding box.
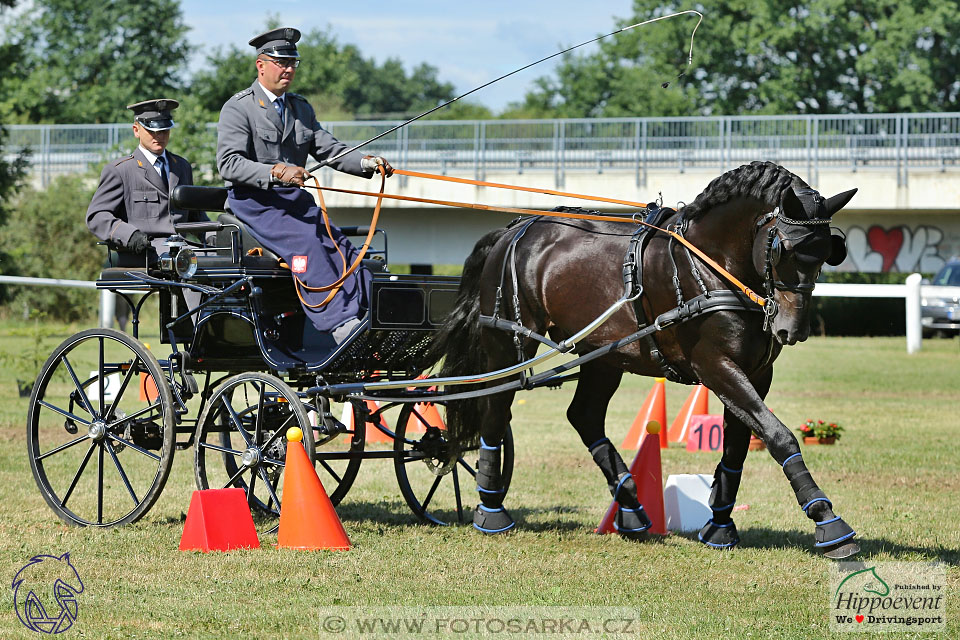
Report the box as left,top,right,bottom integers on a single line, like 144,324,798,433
568,362,651,536
472,393,517,534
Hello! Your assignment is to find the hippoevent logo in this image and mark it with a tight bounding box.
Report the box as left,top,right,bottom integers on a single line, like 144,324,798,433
11,553,84,634
830,562,945,632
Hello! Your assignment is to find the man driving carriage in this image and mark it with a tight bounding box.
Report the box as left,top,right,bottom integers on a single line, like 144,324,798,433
216,27,394,346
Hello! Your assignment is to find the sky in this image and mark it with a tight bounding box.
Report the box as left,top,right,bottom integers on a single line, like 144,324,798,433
181,1,636,112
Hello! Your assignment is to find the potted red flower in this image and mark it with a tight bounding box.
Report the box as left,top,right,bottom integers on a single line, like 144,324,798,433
797,419,843,445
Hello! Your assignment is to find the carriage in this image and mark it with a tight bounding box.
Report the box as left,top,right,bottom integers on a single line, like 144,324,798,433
27,161,862,557
26,185,513,530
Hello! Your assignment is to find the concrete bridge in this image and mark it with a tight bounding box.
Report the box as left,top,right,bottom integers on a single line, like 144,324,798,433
7,113,960,272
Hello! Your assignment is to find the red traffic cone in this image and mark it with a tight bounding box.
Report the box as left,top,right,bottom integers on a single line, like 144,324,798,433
597,422,666,535
621,377,667,450
179,488,260,552
277,427,351,551
406,401,444,434
667,384,709,443
341,400,392,443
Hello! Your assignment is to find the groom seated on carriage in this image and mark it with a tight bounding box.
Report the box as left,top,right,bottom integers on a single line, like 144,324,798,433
216,27,394,348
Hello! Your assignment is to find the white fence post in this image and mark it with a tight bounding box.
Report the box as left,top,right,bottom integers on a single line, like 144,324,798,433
905,273,922,354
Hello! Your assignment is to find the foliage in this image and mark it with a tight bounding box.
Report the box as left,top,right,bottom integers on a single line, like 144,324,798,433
190,27,459,120
519,1,960,117
0,0,189,124
0,175,101,321
797,418,844,440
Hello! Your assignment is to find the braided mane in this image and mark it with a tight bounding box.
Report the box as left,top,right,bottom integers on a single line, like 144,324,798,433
682,161,808,220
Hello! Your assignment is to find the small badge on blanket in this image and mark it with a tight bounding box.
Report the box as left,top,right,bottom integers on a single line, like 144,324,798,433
291,256,308,273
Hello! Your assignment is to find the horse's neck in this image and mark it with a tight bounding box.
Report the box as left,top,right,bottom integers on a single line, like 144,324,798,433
684,198,768,275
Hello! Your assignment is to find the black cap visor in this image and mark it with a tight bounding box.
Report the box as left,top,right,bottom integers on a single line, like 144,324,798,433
137,117,175,132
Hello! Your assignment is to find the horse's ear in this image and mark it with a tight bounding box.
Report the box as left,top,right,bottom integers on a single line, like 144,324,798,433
781,187,804,217
824,188,858,217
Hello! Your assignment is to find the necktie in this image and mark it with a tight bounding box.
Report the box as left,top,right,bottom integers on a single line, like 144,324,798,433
274,96,285,124
156,157,168,189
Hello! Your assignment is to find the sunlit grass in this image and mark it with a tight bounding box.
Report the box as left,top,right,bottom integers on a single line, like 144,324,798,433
1,321,958,638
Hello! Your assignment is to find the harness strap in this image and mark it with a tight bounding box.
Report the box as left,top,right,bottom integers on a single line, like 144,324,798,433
301,177,769,309
359,291,761,403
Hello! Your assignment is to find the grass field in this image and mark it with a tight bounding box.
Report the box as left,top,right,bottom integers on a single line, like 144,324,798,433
1,319,957,639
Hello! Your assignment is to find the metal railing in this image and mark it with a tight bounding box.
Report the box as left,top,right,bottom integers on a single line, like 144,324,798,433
5,113,959,187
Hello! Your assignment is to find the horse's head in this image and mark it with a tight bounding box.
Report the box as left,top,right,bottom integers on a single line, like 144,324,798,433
755,186,857,345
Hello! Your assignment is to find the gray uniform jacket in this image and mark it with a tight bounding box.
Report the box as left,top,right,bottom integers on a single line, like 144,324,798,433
86,147,211,258
216,81,372,188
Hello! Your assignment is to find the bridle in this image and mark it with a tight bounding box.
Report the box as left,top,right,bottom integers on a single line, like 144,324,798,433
755,190,835,331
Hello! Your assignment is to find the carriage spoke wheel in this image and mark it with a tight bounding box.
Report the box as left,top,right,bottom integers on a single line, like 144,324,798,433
394,401,514,525
194,373,313,534
27,328,175,527
306,398,365,506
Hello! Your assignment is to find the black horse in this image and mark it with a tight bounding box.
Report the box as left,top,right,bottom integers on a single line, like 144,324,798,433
425,161,859,557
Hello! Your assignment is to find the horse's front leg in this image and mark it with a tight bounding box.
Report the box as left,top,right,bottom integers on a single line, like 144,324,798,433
700,360,858,557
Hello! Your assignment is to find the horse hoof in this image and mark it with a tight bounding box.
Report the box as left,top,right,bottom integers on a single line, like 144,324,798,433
614,505,651,538
821,541,860,559
472,505,515,534
698,519,739,549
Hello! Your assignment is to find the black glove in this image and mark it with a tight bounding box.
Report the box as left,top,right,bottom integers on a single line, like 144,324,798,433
126,230,150,254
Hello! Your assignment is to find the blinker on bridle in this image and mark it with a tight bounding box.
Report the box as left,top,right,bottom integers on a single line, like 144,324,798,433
756,190,849,331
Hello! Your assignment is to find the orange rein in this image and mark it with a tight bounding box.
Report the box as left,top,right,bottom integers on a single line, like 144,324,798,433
300,169,768,308
291,165,387,309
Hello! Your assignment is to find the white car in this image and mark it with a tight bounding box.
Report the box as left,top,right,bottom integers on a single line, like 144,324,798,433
922,259,960,337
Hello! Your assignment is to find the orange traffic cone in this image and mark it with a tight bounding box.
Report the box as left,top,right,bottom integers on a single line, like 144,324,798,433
621,377,667,450
341,400,392,443
277,427,351,551
406,401,444,434
597,422,666,535
179,488,260,552
667,384,709,443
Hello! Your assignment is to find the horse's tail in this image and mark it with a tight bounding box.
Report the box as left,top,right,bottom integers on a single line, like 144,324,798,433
421,227,509,450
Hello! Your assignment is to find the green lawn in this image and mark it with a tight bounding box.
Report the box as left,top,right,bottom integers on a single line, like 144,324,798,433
1,320,957,638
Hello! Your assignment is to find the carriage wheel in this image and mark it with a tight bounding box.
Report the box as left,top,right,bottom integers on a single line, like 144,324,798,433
194,372,314,534
394,401,514,525
27,328,175,527
306,398,365,506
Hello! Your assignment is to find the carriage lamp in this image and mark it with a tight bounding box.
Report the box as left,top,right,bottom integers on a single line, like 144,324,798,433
159,235,198,279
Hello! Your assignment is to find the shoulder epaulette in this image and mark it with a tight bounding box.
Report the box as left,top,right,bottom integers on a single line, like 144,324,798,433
232,87,254,100
113,155,134,167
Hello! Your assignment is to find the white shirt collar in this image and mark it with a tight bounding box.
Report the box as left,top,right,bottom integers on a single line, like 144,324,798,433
258,81,285,103
138,145,167,167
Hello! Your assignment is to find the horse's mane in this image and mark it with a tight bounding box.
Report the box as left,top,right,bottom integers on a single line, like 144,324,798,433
682,161,808,220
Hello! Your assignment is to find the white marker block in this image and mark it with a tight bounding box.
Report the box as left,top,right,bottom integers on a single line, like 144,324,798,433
663,473,713,532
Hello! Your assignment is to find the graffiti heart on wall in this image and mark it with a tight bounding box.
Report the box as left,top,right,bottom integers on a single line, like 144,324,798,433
843,225,946,273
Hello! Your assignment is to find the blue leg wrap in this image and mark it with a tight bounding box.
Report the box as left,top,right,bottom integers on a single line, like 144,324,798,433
708,459,743,525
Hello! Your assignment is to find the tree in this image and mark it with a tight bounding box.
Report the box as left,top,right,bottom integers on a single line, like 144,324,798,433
190,27,460,120
0,0,189,123
0,175,102,320
519,1,960,117
0,0,29,304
